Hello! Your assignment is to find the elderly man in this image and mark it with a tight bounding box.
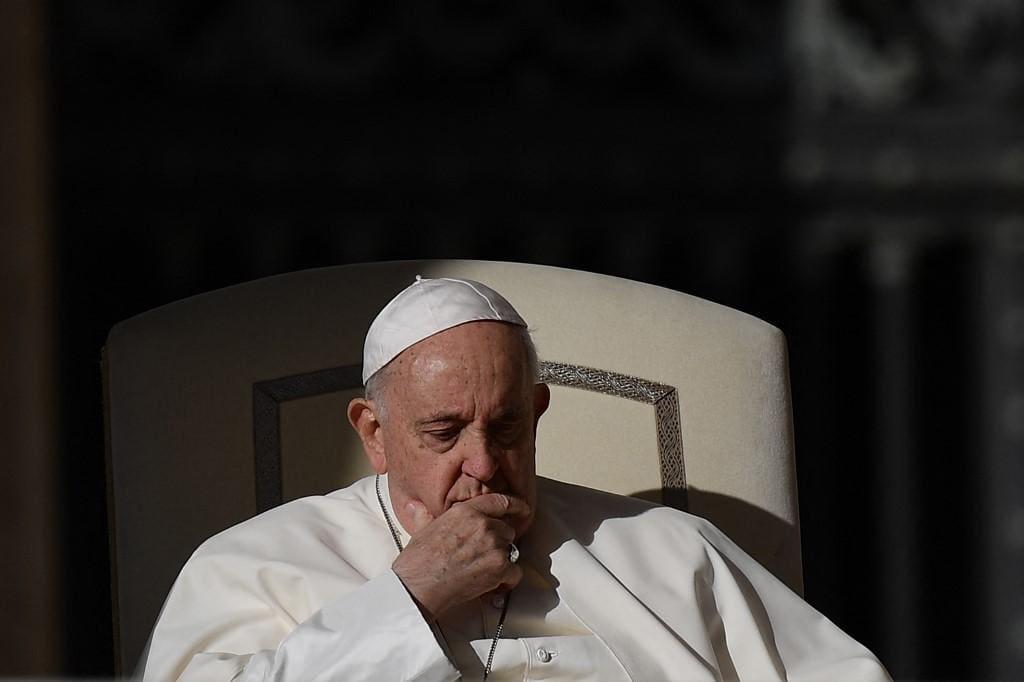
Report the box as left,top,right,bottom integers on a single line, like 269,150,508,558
141,276,889,680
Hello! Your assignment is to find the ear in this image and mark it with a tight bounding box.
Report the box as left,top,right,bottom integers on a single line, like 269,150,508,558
532,383,550,428
347,397,388,474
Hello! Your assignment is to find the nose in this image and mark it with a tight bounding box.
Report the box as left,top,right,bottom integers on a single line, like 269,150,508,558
461,431,500,482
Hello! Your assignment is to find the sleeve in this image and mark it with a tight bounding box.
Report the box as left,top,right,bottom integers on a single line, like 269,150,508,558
142,570,459,682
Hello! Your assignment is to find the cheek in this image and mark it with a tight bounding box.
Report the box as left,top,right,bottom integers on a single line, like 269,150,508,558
502,444,538,496
404,446,466,505
507,439,537,473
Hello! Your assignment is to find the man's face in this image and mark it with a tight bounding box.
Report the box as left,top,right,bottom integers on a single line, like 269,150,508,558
373,321,547,537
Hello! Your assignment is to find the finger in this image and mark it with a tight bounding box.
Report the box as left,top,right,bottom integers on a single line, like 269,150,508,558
404,499,435,535
484,518,516,544
497,562,524,593
464,493,531,521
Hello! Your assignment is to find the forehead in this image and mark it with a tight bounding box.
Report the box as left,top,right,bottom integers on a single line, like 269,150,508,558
386,321,530,410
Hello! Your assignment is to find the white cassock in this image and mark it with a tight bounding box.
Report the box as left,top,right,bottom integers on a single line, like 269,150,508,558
140,475,889,681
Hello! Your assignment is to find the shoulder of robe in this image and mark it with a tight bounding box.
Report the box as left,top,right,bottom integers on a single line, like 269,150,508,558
534,478,745,589
535,476,718,545
189,475,381,562
536,476,712,527
536,476,658,514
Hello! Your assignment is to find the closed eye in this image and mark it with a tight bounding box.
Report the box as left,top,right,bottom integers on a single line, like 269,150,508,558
426,429,461,442
421,426,463,450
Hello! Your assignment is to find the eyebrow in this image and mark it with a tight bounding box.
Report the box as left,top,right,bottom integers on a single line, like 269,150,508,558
415,413,465,428
414,407,526,429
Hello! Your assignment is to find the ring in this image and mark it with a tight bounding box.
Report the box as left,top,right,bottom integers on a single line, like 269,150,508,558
508,543,520,564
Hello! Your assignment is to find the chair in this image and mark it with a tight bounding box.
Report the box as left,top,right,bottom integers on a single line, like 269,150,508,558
103,260,801,674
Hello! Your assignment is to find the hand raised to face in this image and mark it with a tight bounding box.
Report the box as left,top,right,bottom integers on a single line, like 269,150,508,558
391,493,530,620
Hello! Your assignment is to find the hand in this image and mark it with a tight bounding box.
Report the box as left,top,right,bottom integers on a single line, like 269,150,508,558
392,493,528,619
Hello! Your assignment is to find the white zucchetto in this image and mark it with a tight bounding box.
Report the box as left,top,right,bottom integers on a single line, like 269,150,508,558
361,275,528,384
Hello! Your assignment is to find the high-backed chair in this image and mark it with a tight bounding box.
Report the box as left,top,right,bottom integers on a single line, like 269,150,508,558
103,260,801,674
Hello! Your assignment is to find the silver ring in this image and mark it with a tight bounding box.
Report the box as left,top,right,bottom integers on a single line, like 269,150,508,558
508,543,520,564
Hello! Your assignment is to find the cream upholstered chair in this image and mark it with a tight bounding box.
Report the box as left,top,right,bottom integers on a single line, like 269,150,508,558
103,260,801,673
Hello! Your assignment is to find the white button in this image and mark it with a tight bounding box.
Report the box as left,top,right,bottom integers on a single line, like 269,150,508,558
536,647,553,663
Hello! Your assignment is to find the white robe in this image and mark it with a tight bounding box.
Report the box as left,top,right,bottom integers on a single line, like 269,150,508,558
141,475,889,681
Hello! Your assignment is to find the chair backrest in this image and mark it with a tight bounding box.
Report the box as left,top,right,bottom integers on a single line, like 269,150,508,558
103,260,802,673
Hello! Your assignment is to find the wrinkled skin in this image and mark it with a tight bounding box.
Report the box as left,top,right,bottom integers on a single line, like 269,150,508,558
348,321,550,618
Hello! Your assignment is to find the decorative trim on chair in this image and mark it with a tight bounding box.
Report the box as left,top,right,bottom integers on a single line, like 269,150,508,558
253,365,363,513
539,360,688,510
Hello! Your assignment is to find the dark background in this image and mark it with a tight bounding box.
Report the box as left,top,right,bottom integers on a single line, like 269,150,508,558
3,0,1024,678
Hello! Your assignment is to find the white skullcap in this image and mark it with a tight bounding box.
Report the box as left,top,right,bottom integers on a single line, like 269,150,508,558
362,275,527,384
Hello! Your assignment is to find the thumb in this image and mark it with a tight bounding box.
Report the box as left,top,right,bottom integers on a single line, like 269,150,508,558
404,499,435,535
